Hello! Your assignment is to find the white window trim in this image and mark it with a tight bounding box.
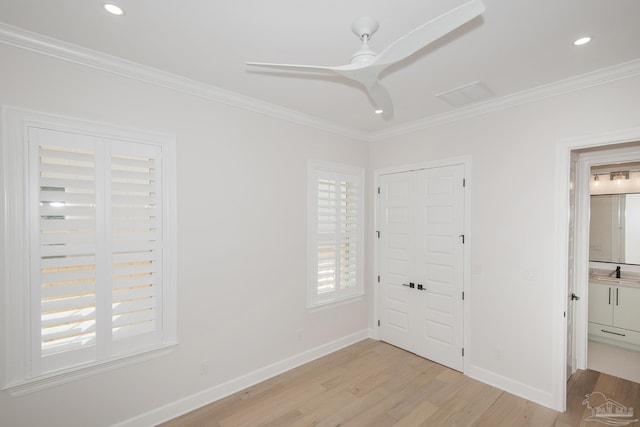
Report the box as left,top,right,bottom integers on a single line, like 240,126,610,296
1,106,178,395
307,160,364,308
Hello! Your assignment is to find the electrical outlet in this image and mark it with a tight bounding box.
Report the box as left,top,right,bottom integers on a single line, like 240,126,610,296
297,329,304,341
199,359,209,375
496,347,503,361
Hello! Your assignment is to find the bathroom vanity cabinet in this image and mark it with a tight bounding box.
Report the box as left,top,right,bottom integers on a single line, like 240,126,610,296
589,279,640,349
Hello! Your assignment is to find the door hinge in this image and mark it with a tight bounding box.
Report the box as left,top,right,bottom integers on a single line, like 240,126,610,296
459,234,465,244
564,311,566,318
378,320,380,327
462,291,465,301
377,275,380,283
376,231,380,238
377,186,381,194
463,178,466,187
462,348,465,357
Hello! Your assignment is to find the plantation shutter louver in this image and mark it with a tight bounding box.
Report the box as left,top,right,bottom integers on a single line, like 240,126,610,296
29,128,163,375
317,178,337,294
339,180,358,290
109,142,162,354
314,169,361,304
35,138,99,373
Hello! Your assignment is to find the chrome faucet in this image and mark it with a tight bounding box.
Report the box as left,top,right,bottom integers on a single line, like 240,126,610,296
608,265,621,279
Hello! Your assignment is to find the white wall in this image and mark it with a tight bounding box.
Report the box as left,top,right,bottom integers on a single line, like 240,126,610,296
0,44,369,426
369,74,640,407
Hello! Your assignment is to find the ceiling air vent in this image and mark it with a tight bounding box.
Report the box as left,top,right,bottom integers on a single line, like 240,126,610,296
436,80,494,107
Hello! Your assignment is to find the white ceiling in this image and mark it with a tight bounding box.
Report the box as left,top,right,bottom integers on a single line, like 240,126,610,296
1,0,639,133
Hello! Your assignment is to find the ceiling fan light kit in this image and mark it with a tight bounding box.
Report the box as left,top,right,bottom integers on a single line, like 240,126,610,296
246,0,486,118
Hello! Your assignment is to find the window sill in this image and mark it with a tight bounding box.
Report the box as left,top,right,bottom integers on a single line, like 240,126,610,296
3,342,177,397
307,294,365,312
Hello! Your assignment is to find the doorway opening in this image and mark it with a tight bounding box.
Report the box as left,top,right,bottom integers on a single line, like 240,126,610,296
555,127,640,412
566,140,640,400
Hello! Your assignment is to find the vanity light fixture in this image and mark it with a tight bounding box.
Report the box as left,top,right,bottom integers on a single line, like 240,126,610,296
593,174,600,186
104,3,124,15
574,36,591,46
610,171,629,185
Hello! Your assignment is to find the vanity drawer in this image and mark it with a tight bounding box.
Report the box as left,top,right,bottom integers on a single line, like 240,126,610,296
589,322,640,349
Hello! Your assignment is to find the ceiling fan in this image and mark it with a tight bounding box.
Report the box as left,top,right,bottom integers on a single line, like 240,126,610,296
246,0,485,117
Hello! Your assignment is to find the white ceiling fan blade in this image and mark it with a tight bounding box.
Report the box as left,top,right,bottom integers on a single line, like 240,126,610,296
245,62,338,75
374,0,485,67
367,81,394,116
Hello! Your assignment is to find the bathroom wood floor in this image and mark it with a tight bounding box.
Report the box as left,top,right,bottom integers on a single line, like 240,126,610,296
161,339,640,426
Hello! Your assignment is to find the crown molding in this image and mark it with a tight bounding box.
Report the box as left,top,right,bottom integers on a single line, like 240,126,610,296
370,57,640,142
0,22,370,142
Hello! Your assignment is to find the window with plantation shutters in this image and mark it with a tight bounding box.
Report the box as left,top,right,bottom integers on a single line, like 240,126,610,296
31,130,165,374
308,162,364,307
2,108,176,393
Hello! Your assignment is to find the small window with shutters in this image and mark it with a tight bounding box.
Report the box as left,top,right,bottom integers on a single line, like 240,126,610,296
308,161,364,307
2,108,176,394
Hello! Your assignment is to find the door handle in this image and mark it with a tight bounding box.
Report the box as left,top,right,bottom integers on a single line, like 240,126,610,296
602,329,625,337
417,284,425,291
402,283,415,289
571,293,580,301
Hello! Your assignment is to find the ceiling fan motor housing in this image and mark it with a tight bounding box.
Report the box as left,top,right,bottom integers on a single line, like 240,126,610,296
350,17,380,64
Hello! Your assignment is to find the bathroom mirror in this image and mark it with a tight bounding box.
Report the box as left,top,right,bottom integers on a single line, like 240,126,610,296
589,193,640,265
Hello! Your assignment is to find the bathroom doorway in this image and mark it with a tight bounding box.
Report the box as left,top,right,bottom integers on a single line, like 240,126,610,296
573,143,640,384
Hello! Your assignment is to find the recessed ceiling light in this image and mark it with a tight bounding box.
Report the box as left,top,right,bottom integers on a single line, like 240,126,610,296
574,36,591,46
104,4,124,16
374,109,384,115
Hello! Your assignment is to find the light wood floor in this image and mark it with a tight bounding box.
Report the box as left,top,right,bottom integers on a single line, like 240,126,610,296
161,339,640,427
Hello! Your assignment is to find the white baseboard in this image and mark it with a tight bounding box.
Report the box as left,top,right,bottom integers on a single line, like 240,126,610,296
116,331,557,426
466,363,555,410
114,329,371,427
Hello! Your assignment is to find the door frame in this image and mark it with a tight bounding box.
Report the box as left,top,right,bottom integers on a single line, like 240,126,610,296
373,156,472,373
566,151,579,382
554,126,640,411
575,145,640,369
